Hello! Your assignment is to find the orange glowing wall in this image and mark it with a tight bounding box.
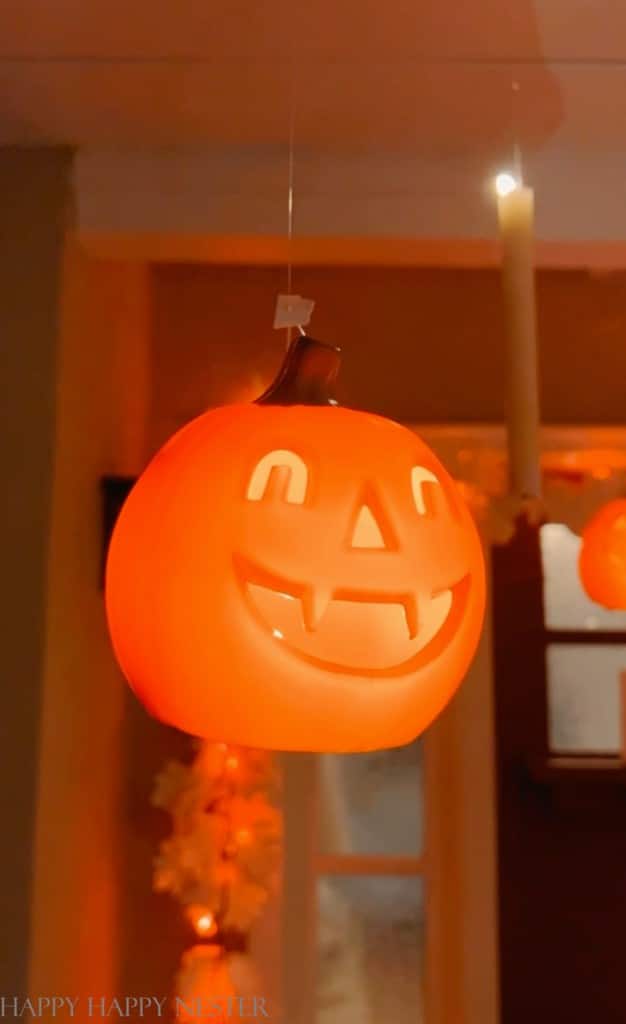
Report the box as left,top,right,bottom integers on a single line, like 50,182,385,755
28,245,152,1005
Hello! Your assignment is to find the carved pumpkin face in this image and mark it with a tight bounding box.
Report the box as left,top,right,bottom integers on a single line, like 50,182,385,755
579,499,626,609
106,403,485,751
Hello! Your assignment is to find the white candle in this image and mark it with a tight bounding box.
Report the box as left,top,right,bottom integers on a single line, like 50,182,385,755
496,174,542,499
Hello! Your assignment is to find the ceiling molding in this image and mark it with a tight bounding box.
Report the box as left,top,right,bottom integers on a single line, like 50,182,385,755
77,231,626,270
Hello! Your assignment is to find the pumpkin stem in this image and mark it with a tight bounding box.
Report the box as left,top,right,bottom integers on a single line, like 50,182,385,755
255,335,341,407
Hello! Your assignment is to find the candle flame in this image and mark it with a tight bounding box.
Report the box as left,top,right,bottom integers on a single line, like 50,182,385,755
495,172,519,197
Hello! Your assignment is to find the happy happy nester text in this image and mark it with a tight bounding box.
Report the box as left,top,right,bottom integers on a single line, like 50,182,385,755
0,997,270,1018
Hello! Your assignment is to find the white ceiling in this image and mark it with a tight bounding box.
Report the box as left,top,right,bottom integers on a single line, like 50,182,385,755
1,0,625,60
6,1,626,245
1,1,626,153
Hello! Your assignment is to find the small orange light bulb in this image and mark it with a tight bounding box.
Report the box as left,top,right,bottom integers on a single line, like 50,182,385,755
186,905,218,938
196,913,213,935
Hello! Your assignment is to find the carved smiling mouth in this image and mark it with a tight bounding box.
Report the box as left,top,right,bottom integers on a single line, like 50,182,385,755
234,555,470,677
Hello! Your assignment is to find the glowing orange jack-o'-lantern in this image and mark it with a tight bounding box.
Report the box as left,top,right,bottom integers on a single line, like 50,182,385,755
579,499,626,609
106,336,485,751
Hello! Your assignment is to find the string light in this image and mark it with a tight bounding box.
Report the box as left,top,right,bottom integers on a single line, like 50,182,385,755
195,914,215,936
186,905,218,938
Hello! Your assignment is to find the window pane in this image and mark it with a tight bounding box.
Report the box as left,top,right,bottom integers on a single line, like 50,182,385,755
541,523,626,631
319,740,423,856
316,875,425,1024
547,644,624,754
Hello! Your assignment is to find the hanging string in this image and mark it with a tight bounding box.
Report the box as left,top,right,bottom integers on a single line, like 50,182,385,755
273,68,310,343
285,66,297,347
287,101,295,296
511,77,523,183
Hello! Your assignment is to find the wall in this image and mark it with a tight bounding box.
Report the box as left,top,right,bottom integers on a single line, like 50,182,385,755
0,146,175,1007
0,148,72,996
75,148,626,248
28,243,155,1004
149,263,626,451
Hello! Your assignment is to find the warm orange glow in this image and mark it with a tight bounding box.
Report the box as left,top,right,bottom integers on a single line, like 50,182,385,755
542,448,626,480
195,914,215,936
176,945,236,1024
217,863,237,886
234,828,252,846
186,905,218,938
579,499,626,609
224,755,240,773
105,403,485,751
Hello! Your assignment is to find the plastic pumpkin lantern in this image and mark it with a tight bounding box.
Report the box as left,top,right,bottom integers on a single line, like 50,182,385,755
105,335,485,752
579,499,626,608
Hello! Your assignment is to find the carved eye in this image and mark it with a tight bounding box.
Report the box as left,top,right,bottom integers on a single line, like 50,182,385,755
246,449,309,504
411,466,440,516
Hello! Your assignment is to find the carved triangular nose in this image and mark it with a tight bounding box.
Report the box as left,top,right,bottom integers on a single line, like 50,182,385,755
351,505,387,549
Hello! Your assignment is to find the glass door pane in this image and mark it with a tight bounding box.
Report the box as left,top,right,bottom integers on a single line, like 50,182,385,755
547,643,624,754
319,740,424,856
317,875,425,1024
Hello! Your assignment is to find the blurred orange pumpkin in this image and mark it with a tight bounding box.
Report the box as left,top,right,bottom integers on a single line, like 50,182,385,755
579,499,626,609
105,336,485,752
